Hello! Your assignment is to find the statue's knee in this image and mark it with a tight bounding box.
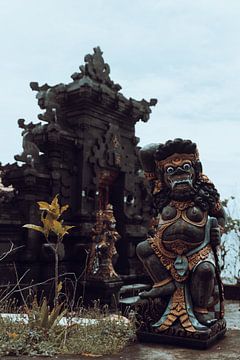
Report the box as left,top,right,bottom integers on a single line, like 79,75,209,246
136,241,145,259
195,262,215,281
136,240,153,259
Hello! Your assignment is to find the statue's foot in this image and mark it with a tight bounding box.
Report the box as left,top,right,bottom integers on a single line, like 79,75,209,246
139,282,175,299
195,312,217,327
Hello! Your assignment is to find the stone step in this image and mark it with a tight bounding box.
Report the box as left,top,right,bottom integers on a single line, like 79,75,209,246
119,295,140,305
119,283,151,298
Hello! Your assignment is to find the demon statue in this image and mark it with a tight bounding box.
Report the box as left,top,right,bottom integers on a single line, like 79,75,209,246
87,204,121,280
136,138,226,346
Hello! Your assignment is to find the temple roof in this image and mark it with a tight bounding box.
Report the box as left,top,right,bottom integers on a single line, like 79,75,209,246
30,47,157,123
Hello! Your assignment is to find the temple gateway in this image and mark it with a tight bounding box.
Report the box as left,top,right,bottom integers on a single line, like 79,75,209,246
0,47,157,302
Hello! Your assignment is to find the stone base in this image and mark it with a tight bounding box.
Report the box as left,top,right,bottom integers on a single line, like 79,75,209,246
137,318,227,349
134,297,227,349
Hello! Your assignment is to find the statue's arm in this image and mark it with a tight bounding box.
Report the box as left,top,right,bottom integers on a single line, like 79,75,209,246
209,201,226,247
210,201,226,231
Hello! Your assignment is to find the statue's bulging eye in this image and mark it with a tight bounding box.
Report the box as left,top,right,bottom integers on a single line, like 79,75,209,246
166,166,175,174
183,163,191,171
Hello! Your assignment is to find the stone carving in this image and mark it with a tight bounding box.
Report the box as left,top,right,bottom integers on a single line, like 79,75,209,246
132,98,158,122
71,47,157,123
136,138,226,345
89,123,125,171
105,123,123,168
14,119,42,167
30,82,66,124
74,46,121,92
0,173,14,204
87,204,121,280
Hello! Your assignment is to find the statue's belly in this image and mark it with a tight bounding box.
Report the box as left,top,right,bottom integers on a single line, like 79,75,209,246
162,219,205,255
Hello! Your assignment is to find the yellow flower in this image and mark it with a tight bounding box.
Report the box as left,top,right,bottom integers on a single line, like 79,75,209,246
37,194,69,220
23,194,74,239
7,332,18,339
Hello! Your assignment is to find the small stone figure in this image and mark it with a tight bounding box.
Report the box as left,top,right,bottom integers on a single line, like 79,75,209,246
136,139,226,345
87,204,120,280
30,82,65,124
14,119,41,167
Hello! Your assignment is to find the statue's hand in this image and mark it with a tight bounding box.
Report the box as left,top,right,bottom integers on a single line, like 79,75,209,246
210,218,221,248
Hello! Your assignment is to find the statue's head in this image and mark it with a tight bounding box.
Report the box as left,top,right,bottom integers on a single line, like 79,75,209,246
103,204,116,229
154,139,202,196
140,138,220,211
139,138,221,210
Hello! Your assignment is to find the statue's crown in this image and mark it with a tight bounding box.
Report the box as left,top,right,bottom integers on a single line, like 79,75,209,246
154,138,199,168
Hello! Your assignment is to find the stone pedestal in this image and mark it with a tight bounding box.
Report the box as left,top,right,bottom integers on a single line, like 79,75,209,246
135,297,227,349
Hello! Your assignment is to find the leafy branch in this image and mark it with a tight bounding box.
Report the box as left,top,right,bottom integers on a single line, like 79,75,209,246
23,195,75,305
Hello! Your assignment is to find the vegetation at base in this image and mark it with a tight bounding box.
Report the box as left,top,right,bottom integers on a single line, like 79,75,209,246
0,298,135,357
61,316,135,356
0,195,135,356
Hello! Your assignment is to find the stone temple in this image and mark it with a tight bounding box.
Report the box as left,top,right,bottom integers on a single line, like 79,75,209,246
0,47,157,302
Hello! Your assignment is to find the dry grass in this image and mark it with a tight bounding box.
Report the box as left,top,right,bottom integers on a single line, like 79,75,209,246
0,299,135,357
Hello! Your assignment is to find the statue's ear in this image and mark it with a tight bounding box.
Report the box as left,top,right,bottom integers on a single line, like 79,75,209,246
139,143,159,173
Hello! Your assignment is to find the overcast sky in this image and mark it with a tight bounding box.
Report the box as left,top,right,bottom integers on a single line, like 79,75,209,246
0,0,240,202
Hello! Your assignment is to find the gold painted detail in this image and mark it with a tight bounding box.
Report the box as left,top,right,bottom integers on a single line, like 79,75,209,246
188,245,212,270
169,200,194,211
155,152,199,168
149,237,188,282
199,174,212,184
87,204,120,280
159,209,182,225
153,277,173,288
153,180,162,194
112,134,120,148
149,207,210,281
149,232,212,282
181,210,208,227
163,239,202,255
144,171,156,180
159,208,207,228
103,204,116,222
156,287,196,333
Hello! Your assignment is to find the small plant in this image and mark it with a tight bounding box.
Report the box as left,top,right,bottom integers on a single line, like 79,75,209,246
23,194,75,304
26,295,67,330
